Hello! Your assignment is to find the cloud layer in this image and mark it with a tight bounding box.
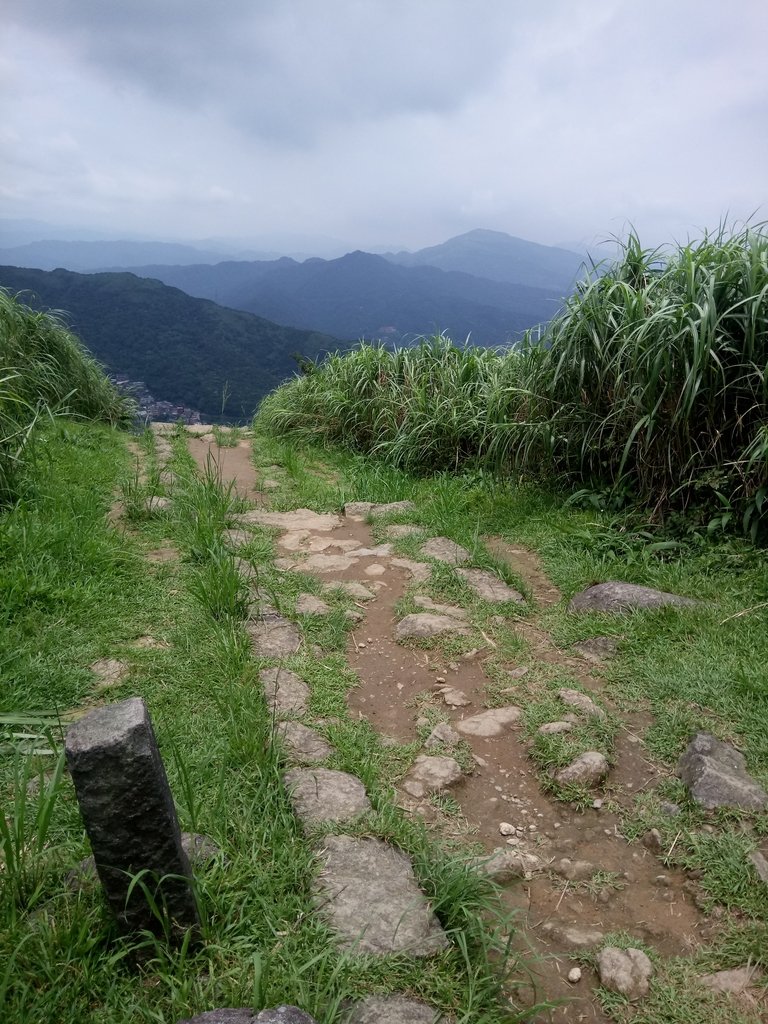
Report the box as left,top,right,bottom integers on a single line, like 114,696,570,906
2,1,766,250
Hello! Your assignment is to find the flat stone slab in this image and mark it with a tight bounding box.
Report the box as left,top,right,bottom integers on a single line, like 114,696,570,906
222,528,254,549
457,568,524,604
402,755,463,798
260,668,310,717
276,722,334,764
177,1009,317,1024
396,613,471,641
383,524,422,539
343,501,416,520
236,509,342,532
295,594,332,616
421,537,471,565
413,596,467,620
455,706,521,738
246,613,302,658
390,558,431,581
538,721,574,736
280,532,362,554
314,834,448,955
284,768,371,826
301,553,359,573
323,581,377,601
345,995,445,1023
678,732,768,810
540,922,605,949
569,581,698,614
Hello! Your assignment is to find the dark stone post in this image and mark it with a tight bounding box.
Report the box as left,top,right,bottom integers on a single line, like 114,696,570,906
65,697,199,937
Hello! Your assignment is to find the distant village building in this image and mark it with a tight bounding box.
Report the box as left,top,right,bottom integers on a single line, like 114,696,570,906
111,376,203,426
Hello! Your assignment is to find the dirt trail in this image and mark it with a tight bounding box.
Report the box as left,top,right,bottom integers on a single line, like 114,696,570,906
188,432,716,1022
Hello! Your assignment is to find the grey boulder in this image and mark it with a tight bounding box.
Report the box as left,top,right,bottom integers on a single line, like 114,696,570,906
569,581,698,614
678,732,768,810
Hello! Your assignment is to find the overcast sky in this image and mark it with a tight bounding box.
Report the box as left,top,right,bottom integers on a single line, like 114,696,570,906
2,1,766,253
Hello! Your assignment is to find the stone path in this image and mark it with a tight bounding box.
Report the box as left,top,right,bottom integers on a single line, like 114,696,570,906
186,429,768,1024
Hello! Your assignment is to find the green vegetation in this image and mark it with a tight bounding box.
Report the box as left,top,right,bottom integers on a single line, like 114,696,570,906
0,288,131,502
0,267,344,422
259,226,768,536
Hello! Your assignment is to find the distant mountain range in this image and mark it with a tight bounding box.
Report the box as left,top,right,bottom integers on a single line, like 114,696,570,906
385,229,585,292
0,265,343,422
113,246,566,345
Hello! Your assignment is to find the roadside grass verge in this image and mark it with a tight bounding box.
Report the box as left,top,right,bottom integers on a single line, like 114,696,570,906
1,421,531,1023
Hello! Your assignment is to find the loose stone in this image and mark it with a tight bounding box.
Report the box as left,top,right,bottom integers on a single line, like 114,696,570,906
456,706,521,738
437,685,471,708
284,768,371,826
554,858,597,881
323,581,377,601
313,834,448,955
555,751,609,787
474,846,545,882
568,967,583,984
597,946,654,1001
538,721,574,736
540,922,605,949
402,755,463,798
395,613,471,641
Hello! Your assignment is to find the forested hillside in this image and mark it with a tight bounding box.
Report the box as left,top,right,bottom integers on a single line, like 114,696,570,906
0,266,343,422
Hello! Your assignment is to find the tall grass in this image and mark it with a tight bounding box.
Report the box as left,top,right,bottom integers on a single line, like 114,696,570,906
258,226,768,534
0,289,133,502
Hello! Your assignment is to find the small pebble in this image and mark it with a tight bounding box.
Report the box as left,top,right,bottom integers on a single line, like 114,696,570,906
553,823,561,829
528,824,537,832
435,675,446,683
567,967,582,984
499,822,515,835
592,798,603,809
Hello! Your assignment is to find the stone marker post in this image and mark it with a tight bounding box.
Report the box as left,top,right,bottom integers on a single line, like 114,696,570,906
65,697,199,937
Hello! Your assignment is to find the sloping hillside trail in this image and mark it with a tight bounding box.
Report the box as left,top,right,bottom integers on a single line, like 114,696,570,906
186,427,765,1024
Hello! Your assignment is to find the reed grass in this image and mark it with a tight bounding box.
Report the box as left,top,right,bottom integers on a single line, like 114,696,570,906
0,288,133,503
258,226,768,535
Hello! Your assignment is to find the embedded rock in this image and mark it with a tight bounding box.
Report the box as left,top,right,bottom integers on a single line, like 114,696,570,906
177,1009,317,1024
276,722,334,764
455,706,521,738
555,751,609,787
343,500,416,520
295,594,332,616
395,613,471,641
554,858,597,882
538,721,574,736
678,732,768,810
540,922,605,949
457,568,524,604
383,524,422,539
284,768,371,826
236,508,342,532
558,688,606,719
569,581,698,614
698,965,765,995
401,755,463,798
424,722,461,749
89,657,129,691
313,834,448,955
421,537,471,565
345,995,443,1023
323,581,377,601
260,668,310,717
246,613,302,658
390,558,431,581
572,636,620,662
413,596,468,620
597,946,654,1001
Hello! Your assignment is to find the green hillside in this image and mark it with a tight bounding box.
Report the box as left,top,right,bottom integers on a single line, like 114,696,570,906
0,266,344,422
